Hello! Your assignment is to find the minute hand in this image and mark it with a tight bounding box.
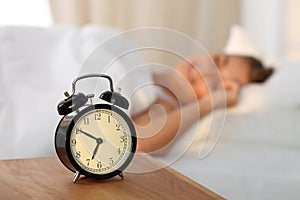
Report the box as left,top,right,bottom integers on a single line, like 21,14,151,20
77,129,97,140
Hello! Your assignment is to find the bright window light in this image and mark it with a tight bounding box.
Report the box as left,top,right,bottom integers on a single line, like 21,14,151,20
0,0,52,27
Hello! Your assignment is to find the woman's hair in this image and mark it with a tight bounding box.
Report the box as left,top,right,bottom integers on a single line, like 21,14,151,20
245,56,274,83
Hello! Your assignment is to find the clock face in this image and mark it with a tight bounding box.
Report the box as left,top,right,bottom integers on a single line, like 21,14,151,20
67,104,136,177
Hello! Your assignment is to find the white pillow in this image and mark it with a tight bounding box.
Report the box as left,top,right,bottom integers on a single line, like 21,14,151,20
223,24,264,61
0,26,82,159
265,61,300,107
223,24,275,67
230,61,300,114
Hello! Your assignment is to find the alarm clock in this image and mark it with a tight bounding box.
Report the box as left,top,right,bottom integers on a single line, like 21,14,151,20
54,74,137,183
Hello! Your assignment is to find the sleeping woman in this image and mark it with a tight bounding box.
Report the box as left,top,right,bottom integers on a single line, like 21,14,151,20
133,53,273,153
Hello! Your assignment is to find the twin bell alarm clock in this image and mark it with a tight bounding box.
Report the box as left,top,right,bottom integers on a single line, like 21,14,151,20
54,74,137,183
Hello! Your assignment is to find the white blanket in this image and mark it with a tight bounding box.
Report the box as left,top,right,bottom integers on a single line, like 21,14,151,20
155,61,300,199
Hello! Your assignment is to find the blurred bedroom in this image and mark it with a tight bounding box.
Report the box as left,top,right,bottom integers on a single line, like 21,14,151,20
0,0,299,199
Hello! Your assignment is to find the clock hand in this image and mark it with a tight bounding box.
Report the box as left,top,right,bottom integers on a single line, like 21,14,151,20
91,138,103,160
77,128,97,140
92,143,100,160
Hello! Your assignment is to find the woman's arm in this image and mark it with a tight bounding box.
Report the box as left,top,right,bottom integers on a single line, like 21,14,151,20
134,81,240,153
134,96,211,153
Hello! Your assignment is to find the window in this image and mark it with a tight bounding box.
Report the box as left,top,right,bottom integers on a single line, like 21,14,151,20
0,0,52,27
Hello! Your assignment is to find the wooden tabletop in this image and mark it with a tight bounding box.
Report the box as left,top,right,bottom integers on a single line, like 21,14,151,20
0,156,224,200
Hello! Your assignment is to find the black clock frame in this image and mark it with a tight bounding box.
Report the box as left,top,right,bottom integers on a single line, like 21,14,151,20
55,103,137,180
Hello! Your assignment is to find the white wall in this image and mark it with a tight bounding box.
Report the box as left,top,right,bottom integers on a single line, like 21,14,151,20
241,0,284,60
241,0,300,62
284,0,300,61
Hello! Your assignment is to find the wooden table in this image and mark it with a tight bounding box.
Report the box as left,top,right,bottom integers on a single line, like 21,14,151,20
0,156,224,200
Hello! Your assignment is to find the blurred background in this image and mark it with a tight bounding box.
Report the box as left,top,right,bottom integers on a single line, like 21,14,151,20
1,1,300,199
0,0,299,62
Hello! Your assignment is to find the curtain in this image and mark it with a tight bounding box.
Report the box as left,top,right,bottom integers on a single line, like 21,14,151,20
49,0,240,52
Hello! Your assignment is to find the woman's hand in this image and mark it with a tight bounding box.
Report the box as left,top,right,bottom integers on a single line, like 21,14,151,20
223,80,240,107
204,80,240,109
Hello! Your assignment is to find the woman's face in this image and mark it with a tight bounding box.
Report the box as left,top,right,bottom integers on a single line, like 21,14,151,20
175,56,218,99
217,55,251,85
175,54,251,99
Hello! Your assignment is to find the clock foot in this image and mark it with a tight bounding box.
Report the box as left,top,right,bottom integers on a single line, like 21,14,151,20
72,171,81,183
118,172,124,179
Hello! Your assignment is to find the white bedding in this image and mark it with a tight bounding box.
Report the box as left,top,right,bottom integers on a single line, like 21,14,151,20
155,61,300,199
155,108,300,199
0,25,300,199
0,25,155,159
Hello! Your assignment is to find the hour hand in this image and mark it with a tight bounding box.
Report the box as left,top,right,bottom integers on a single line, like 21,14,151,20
76,128,97,140
92,143,100,160
92,138,103,160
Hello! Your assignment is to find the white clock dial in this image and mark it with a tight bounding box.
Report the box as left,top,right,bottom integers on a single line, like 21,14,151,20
69,108,133,175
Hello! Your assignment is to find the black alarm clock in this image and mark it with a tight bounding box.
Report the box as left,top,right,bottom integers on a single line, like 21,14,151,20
54,74,137,183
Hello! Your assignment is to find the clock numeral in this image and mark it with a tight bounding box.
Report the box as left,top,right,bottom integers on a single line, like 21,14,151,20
86,159,90,166
120,135,126,143
76,151,81,158
116,124,121,131
117,148,121,155
95,113,101,120
97,162,102,169
109,158,114,165
107,116,111,123
83,117,89,125
71,139,76,146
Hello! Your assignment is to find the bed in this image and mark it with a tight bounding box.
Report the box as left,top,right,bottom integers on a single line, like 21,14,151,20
155,62,300,199
0,26,299,200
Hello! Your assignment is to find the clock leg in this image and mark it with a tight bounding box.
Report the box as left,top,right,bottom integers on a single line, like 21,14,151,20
118,172,124,179
72,171,81,183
